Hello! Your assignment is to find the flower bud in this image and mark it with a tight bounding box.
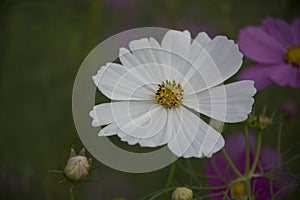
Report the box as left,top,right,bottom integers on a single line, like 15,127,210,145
172,187,193,200
247,111,274,130
64,148,91,182
257,115,272,130
246,113,257,126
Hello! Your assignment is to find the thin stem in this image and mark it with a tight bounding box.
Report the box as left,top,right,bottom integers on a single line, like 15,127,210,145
244,125,251,196
165,160,176,188
147,188,175,200
69,185,74,200
162,161,177,200
277,120,283,167
284,153,300,165
244,126,250,174
48,170,63,174
250,131,262,175
221,149,243,178
177,160,202,185
188,184,229,191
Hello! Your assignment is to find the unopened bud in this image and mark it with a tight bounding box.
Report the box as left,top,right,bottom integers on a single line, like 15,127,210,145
246,113,257,126
247,111,274,130
257,115,272,130
64,148,91,182
172,187,193,200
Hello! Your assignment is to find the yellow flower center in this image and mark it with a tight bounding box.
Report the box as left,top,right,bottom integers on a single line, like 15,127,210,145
285,45,300,66
232,181,246,196
155,80,184,109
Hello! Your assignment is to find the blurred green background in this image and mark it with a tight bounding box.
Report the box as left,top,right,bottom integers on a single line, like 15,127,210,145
1,0,300,199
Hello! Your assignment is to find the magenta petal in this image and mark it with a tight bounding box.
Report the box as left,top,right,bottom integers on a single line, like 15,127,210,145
205,155,229,185
251,177,277,200
259,147,280,172
225,133,257,162
238,27,285,64
292,18,300,43
205,133,257,183
252,174,297,200
261,17,293,48
205,133,297,200
238,65,273,90
270,64,300,88
207,190,225,200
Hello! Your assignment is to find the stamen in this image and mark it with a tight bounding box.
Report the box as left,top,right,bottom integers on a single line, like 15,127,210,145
285,45,300,66
232,181,246,197
155,80,184,109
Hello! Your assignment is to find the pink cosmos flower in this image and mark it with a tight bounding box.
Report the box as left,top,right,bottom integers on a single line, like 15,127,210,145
204,133,297,200
238,17,300,90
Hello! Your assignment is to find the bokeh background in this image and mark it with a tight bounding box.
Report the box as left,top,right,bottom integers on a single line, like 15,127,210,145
1,0,300,199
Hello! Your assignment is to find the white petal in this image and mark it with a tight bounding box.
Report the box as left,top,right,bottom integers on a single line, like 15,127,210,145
120,38,163,67
188,32,211,63
167,106,225,158
116,105,167,139
161,30,191,62
98,123,119,137
129,37,177,81
119,47,140,68
90,101,155,127
98,123,139,145
94,101,171,146
94,102,176,147
118,31,194,84
121,35,192,83
99,105,170,147
149,37,171,67
93,63,155,100
183,80,256,123
183,35,243,94
161,30,192,82
128,108,174,147
129,38,159,64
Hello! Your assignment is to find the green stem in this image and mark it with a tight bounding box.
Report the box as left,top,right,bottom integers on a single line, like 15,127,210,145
162,161,177,200
244,126,250,174
244,125,251,196
69,185,74,200
48,170,63,174
249,131,262,175
277,120,283,167
221,149,243,178
165,160,176,188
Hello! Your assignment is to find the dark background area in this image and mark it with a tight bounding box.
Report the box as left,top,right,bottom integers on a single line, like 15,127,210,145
0,0,299,199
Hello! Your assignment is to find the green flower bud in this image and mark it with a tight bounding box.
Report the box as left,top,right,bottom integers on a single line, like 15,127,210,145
246,113,257,126
172,187,193,200
64,148,91,182
256,115,272,130
247,109,275,131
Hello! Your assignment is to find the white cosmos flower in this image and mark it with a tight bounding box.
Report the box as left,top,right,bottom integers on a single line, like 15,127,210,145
90,30,256,158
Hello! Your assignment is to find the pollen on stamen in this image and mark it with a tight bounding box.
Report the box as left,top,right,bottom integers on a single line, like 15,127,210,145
155,80,184,109
232,181,246,197
285,45,300,66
